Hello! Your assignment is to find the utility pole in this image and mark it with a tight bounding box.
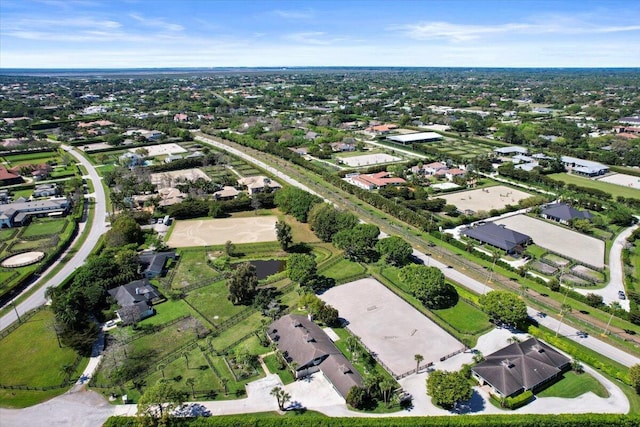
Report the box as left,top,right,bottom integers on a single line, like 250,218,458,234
11,301,21,323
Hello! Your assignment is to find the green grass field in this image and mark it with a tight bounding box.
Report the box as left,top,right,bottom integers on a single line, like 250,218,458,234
21,218,67,238
433,299,492,335
320,258,366,281
536,370,609,398
171,250,220,289
263,353,295,384
185,280,247,325
0,309,87,408
549,173,640,200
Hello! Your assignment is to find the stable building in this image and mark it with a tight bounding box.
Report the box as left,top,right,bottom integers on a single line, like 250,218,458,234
387,132,443,144
461,222,532,254
541,203,593,225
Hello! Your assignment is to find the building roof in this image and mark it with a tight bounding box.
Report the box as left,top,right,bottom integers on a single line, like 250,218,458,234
268,314,363,399
108,279,161,307
462,222,531,252
560,156,608,174
138,251,176,276
213,186,240,199
542,203,593,222
0,166,20,181
387,132,443,144
350,171,406,188
472,337,570,397
494,146,529,155
237,175,282,191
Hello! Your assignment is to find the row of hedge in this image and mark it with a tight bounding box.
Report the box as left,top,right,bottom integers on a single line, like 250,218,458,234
104,413,640,427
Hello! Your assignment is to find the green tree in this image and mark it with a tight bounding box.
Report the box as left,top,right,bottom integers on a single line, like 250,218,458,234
426,370,472,409
346,386,368,409
270,386,291,411
104,214,143,247
287,253,317,285
274,186,322,222
630,364,640,394
332,223,380,262
275,220,293,251
415,354,424,374
186,377,196,398
376,236,413,266
399,264,458,309
227,262,258,305
308,203,359,242
479,290,528,327
137,379,185,421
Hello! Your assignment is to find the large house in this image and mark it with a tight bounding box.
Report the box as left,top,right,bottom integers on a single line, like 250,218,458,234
472,337,570,398
108,279,163,324
237,176,282,195
33,184,58,198
560,156,608,177
345,171,406,190
268,314,363,399
0,166,23,186
461,222,532,254
541,203,593,225
0,198,70,228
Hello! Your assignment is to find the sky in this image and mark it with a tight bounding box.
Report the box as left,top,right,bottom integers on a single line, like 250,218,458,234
1,0,639,69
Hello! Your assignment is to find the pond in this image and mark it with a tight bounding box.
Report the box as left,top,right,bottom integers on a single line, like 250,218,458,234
247,259,286,280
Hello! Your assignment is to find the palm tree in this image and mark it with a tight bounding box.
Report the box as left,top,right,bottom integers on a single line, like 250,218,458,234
414,354,424,374
270,386,291,411
380,378,396,405
507,335,521,344
186,378,196,398
221,377,229,396
60,363,75,384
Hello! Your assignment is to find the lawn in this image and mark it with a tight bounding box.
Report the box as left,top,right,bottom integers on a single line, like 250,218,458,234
263,353,295,384
171,249,220,289
137,299,193,326
433,299,492,335
210,311,265,351
549,172,640,200
185,280,247,325
0,228,17,241
0,309,87,408
127,317,200,362
21,218,68,238
11,237,56,252
536,370,609,399
320,258,366,281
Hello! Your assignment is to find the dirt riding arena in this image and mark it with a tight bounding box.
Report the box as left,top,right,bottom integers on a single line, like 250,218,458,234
439,185,532,213
320,278,464,377
166,216,278,247
130,143,187,157
338,153,401,167
150,168,210,186
596,173,640,189
495,215,605,268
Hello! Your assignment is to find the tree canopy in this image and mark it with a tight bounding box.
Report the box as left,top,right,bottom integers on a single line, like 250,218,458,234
332,223,380,262
137,379,186,421
376,236,412,266
104,214,143,247
426,370,472,409
287,253,317,285
399,264,458,309
227,262,258,305
308,203,359,242
479,290,528,327
275,220,293,251
274,187,322,222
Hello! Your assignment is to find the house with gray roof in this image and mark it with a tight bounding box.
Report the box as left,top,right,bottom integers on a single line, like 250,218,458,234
494,146,529,156
472,337,570,398
461,222,532,254
108,279,163,324
268,314,363,399
541,203,593,225
560,156,608,177
138,251,177,279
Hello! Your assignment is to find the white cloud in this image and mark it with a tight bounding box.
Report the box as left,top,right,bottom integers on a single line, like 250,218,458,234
129,13,184,32
272,9,313,20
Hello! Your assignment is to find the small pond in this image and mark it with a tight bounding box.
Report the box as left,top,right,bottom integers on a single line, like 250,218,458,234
247,259,286,280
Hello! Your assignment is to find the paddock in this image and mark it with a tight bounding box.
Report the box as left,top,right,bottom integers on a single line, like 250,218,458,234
439,185,532,213
320,278,464,377
130,143,187,157
495,214,605,268
596,173,640,190
166,216,277,247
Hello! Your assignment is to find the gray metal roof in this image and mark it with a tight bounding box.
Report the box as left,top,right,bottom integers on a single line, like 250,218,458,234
542,203,593,222
461,222,531,252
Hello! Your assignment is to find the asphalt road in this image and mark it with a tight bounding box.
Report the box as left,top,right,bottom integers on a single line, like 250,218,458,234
197,134,640,368
0,145,108,331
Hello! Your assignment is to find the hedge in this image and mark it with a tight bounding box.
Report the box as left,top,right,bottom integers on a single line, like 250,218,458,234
103,414,639,427
504,389,534,409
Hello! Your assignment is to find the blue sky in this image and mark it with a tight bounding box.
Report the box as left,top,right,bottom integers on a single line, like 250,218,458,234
1,0,639,68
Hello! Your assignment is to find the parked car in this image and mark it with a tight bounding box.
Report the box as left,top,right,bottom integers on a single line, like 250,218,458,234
619,291,626,300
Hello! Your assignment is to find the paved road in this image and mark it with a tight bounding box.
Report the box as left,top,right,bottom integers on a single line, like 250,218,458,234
575,222,638,310
0,145,108,331
199,134,640,368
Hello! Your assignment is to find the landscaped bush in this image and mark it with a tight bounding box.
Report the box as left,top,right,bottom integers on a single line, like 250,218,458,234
503,389,534,409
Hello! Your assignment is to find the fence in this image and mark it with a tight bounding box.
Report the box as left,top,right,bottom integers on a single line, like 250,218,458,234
0,306,46,341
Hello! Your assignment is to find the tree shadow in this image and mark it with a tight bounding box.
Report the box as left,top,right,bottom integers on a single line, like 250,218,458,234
288,243,312,254
452,389,486,414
